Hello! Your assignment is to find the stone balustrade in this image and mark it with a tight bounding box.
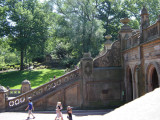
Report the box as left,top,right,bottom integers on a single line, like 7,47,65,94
8,89,21,97
124,18,160,50
144,22,159,41
6,68,81,109
126,32,140,49
93,41,121,67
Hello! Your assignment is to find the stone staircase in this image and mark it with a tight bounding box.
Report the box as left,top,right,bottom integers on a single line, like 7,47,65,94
6,69,81,111
2,40,123,112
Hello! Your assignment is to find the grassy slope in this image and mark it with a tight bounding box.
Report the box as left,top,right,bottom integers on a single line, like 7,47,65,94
0,69,65,89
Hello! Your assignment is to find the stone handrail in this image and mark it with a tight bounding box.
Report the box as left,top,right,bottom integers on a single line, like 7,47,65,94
93,41,121,67
8,89,21,97
144,22,160,41
94,41,116,61
6,68,81,109
127,32,140,49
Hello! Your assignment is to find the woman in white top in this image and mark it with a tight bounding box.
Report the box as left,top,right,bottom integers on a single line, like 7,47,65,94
55,102,63,120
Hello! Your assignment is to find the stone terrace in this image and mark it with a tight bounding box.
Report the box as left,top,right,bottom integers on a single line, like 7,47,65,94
1,88,160,120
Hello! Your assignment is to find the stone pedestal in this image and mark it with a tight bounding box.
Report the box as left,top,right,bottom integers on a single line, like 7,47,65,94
80,53,93,107
21,80,31,93
0,85,8,112
119,18,132,50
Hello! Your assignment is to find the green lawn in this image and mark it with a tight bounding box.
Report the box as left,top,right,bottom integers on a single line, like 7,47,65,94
0,69,65,89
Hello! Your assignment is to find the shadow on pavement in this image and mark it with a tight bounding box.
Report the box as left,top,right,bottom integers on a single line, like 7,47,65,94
72,109,113,116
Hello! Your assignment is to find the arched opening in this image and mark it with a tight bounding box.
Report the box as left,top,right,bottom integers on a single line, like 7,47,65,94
128,68,133,101
151,68,159,90
147,65,159,92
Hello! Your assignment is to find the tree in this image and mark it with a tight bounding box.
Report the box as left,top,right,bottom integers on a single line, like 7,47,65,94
122,0,160,25
0,37,20,66
97,0,128,40
0,0,10,37
6,0,50,70
50,0,105,59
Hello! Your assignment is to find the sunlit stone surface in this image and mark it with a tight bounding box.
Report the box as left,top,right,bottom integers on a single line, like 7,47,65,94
104,88,160,120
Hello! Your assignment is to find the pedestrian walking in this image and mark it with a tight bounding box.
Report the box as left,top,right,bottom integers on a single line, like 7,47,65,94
25,98,35,120
55,102,63,120
67,106,73,120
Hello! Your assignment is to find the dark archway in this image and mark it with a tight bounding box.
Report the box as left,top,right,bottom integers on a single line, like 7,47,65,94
151,68,159,90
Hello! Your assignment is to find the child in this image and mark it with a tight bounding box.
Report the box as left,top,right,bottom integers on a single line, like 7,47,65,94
25,98,35,120
55,102,63,120
67,106,72,120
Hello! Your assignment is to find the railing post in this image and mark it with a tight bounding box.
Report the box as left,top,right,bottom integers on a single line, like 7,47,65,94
0,85,8,112
21,80,31,94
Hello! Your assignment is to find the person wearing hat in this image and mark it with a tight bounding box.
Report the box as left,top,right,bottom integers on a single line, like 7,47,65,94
67,106,73,120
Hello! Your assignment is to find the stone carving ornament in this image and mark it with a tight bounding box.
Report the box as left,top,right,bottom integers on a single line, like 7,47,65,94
84,62,92,76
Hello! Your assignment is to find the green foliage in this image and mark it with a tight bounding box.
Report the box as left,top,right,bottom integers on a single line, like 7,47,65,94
0,37,20,66
50,0,105,59
122,0,160,24
0,0,10,37
0,0,160,69
128,19,140,29
97,0,128,40
6,0,50,70
0,69,65,89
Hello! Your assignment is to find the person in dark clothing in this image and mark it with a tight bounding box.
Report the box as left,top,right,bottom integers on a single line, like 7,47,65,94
67,106,72,120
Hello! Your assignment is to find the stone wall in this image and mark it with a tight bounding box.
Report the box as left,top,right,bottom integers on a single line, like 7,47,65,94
85,67,123,107
33,81,81,111
94,41,121,67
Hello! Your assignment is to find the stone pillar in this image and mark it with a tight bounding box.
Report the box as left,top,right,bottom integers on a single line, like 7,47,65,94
80,53,93,107
0,85,8,112
119,18,132,50
21,80,31,93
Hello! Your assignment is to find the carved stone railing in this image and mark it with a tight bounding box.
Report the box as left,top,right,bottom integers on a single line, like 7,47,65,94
93,41,121,67
132,32,140,46
143,21,160,42
6,68,81,109
8,89,21,97
126,32,140,49
125,18,160,50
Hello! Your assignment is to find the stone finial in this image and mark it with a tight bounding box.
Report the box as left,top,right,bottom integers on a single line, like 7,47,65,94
83,52,91,58
120,18,132,32
21,80,31,93
22,80,31,85
141,6,149,15
104,35,112,50
105,35,112,40
0,86,8,93
120,18,130,25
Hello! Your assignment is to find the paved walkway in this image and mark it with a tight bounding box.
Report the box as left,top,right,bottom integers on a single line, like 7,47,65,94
0,110,113,120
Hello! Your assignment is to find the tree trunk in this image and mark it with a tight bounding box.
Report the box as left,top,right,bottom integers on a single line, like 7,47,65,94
20,49,24,71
